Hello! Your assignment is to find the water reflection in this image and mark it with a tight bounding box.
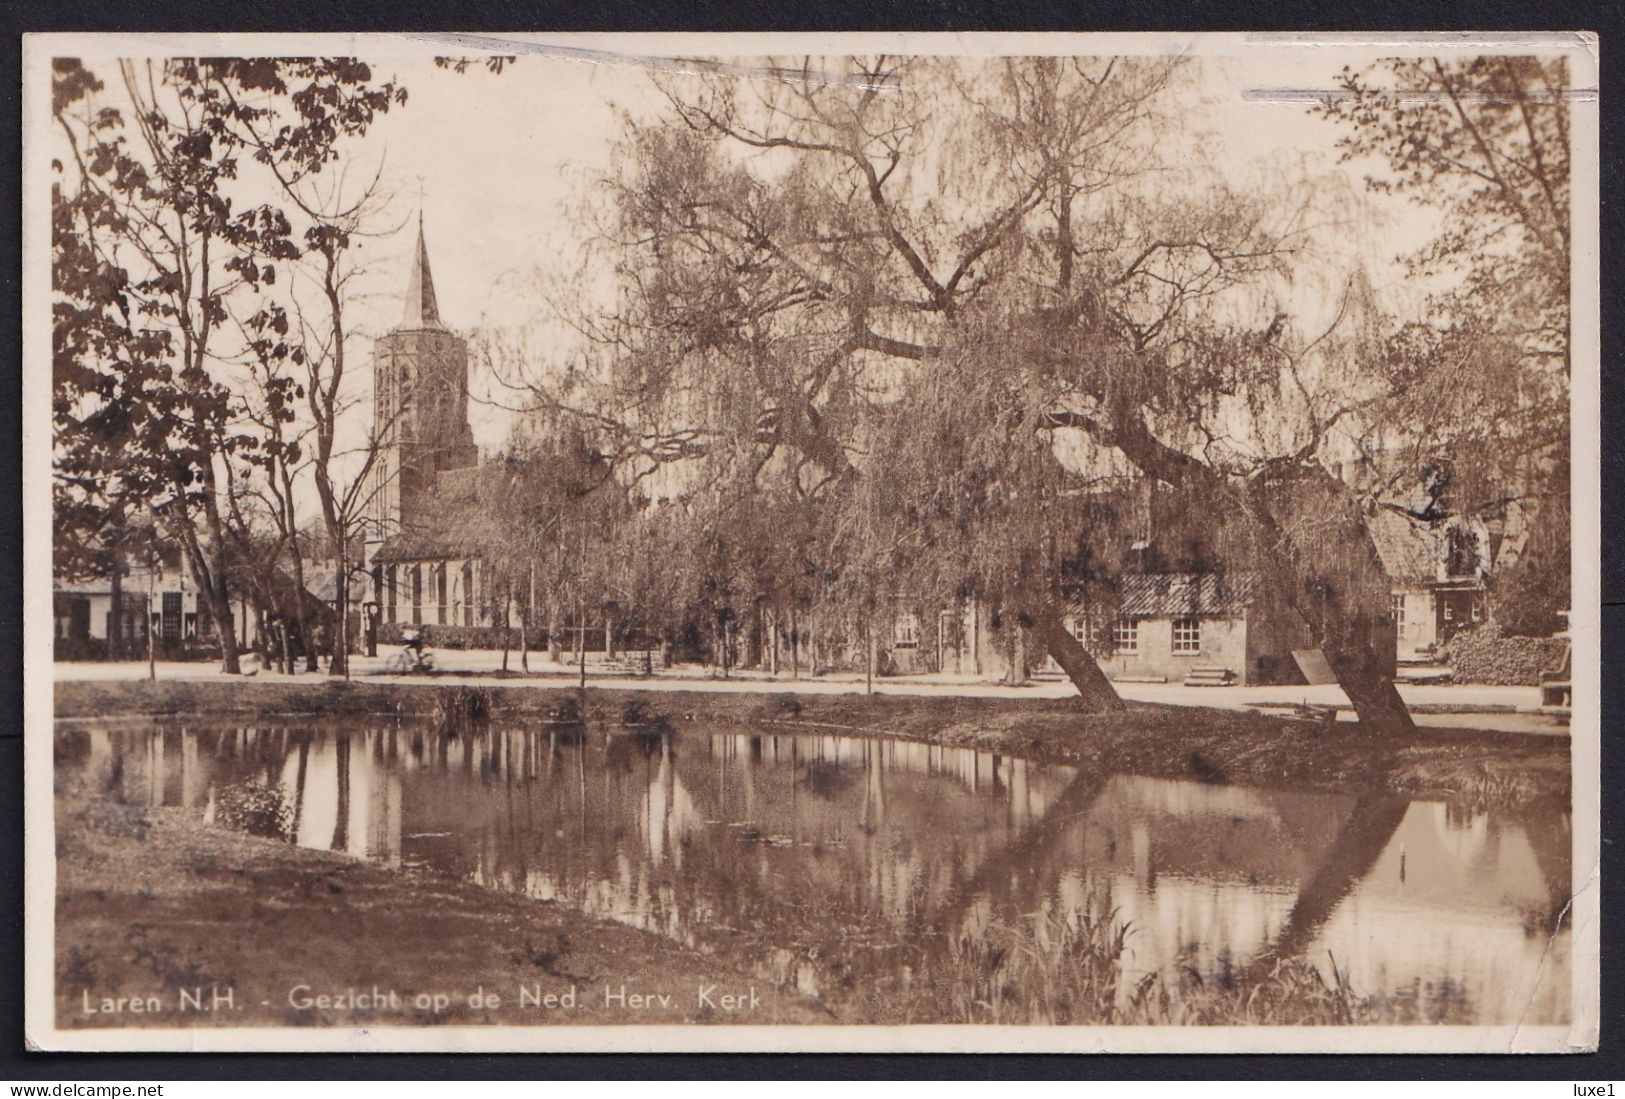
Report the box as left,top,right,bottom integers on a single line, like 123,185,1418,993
63,722,1571,1024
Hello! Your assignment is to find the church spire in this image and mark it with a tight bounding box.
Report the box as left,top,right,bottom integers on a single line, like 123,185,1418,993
399,211,443,330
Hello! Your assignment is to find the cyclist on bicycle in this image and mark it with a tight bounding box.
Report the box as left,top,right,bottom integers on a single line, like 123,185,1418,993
402,624,426,669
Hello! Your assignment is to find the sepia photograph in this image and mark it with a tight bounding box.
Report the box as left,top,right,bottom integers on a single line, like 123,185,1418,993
22,31,1599,1054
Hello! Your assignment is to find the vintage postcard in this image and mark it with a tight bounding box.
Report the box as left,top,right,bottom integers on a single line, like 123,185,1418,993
23,31,1599,1053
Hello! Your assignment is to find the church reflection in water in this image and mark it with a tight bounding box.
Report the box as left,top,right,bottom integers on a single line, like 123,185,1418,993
67,721,1572,1024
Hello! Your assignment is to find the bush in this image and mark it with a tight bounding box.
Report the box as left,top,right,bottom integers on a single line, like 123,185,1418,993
377,622,523,651
214,779,292,838
1490,474,1570,637
760,693,804,718
432,684,493,730
54,636,217,662
1438,622,1567,686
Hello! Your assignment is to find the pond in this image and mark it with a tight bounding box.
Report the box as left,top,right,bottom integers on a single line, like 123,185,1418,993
56,720,1572,1025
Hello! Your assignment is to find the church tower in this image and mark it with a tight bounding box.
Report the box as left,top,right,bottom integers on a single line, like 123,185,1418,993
364,215,479,555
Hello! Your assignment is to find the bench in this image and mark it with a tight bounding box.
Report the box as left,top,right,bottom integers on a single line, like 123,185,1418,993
1540,641,1571,710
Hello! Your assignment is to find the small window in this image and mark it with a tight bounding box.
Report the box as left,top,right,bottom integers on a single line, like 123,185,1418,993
1112,618,1139,654
1390,594,1406,630
1065,616,1090,646
1172,617,1201,654
893,611,920,649
161,591,182,641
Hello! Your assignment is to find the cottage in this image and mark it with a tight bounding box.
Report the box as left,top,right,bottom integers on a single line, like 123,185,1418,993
1068,573,1310,686
931,573,1311,687
52,557,261,660
1367,509,1490,661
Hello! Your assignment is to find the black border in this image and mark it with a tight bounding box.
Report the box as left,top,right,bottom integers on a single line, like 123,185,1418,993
3,0,1619,1080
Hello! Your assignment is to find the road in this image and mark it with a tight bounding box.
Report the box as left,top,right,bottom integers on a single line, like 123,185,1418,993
54,649,1568,735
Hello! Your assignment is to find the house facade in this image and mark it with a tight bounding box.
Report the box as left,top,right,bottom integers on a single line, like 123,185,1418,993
1368,509,1491,660
53,557,261,660
928,573,1313,687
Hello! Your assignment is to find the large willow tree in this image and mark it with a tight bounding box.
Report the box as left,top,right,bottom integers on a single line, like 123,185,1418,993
521,55,1537,731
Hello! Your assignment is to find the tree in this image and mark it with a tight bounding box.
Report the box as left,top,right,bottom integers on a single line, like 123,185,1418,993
1318,57,1571,636
532,56,1419,728
51,60,174,632
52,58,407,674
192,60,405,676
480,414,635,677
213,292,324,671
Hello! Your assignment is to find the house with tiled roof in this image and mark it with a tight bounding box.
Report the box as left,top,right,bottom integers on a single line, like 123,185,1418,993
928,570,1313,687
1366,508,1490,659
53,552,263,660
1075,572,1314,686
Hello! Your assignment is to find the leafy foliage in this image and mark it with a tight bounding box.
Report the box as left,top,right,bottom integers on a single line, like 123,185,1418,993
52,57,408,670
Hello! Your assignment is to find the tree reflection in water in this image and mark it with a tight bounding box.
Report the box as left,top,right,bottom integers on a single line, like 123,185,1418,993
64,720,1572,1024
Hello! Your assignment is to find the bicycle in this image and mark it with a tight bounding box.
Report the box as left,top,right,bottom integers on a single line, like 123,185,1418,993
383,646,436,674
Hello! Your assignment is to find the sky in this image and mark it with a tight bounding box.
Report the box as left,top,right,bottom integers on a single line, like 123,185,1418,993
352,48,1423,337
329,46,1440,449
47,34,1590,503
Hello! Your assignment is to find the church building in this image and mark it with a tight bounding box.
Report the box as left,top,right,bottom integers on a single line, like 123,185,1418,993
363,218,496,635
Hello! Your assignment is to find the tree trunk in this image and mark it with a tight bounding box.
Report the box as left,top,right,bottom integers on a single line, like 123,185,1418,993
184,466,241,675
1002,618,1026,687
209,583,241,675
500,583,511,672
330,543,349,678
1239,469,1416,736
548,599,562,664
291,545,316,673
971,602,982,676
523,561,535,671
865,618,875,695
768,609,780,676
1066,401,1414,734
576,602,587,689
1028,602,1126,712
605,616,616,660
146,562,157,682
1322,622,1412,733
108,562,122,662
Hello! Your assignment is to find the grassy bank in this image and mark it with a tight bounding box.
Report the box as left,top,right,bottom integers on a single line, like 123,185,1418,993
54,786,1447,1029
56,678,1570,809
54,791,833,1029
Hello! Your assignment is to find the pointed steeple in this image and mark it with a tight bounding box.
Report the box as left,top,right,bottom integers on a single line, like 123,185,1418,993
399,212,443,330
